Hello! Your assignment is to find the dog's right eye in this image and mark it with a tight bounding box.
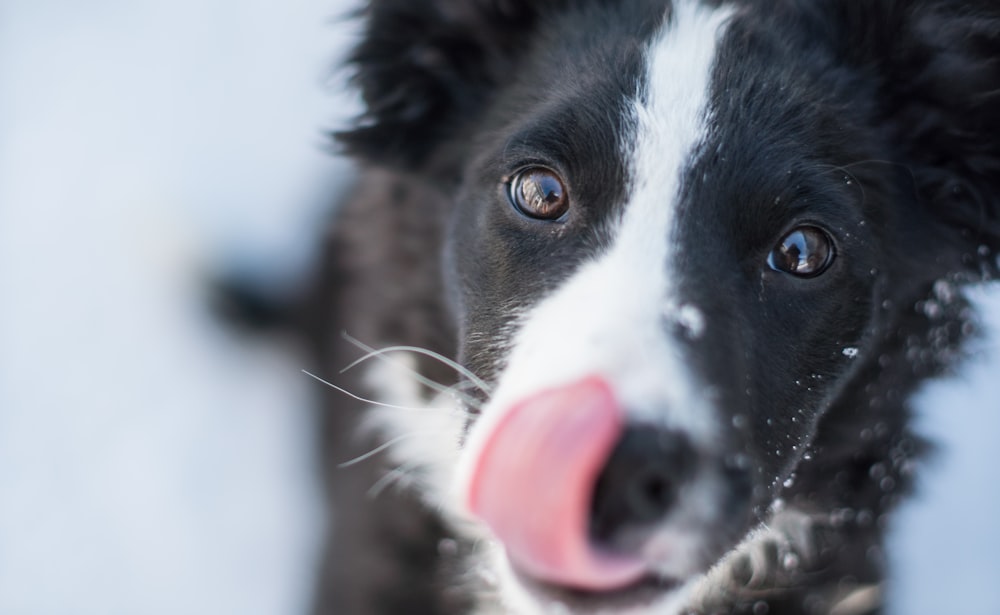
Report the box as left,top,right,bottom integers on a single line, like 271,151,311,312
507,167,569,221
768,226,835,277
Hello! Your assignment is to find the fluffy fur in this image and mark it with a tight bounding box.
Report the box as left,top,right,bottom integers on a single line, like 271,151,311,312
305,1,1000,614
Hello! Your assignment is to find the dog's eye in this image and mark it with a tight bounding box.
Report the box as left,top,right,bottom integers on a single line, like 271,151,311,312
508,167,569,220
768,226,835,277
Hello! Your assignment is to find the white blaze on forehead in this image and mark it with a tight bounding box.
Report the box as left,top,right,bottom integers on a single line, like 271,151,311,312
457,0,734,508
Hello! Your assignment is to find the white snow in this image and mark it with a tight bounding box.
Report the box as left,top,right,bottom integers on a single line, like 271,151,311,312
888,285,1000,615
0,1,359,614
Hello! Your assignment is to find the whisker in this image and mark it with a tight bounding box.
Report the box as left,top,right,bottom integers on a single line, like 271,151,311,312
367,460,423,499
340,337,476,405
302,369,457,413
338,431,439,468
341,332,492,395
338,335,487,414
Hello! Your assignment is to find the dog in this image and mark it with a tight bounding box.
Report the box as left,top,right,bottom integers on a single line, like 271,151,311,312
303,1,1000,613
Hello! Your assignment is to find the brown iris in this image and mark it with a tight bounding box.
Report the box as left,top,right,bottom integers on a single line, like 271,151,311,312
768,226,835,277
508,167,570,220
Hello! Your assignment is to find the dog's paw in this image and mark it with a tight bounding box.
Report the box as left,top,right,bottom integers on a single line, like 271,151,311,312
686,507,840,614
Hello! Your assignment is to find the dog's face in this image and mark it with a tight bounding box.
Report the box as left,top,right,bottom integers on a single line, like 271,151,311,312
342,0,1000,611
445,3,882,607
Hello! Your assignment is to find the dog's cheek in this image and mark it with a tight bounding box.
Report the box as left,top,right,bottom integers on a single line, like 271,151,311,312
738,285,875,488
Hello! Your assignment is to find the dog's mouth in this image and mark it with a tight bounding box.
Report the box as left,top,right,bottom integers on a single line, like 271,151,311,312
461,376,712,611
511,566,686,613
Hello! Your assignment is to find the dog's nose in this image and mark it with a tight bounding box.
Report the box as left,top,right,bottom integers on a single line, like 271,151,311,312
589,426,695,545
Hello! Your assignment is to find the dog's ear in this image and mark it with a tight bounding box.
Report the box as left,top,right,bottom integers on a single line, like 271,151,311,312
847,1,1000,253
336,0,544,171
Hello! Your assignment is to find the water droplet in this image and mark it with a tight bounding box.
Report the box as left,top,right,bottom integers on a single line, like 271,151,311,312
726,453,752,470
782,552,800,570
783,474,796,488
732,414,749,430
880,476,897,492
933,279,956,303
868,463,887,480
676,304,706,339
922,299,943,319
803,451,813,461
766,418,774,426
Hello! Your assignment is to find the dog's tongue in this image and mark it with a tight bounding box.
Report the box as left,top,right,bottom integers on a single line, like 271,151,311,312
465,376,646,591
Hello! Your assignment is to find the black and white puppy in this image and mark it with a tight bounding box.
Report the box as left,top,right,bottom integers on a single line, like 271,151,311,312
307,1,1000,614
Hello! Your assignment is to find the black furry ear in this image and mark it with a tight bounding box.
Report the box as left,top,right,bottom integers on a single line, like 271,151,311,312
871,1,1000,253
336,0,544,171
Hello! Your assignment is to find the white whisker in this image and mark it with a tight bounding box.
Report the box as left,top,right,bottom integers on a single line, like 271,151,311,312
341,332,492,395
338,431,441,468
302,369,453,413
367,460,423,499
340,337,481,408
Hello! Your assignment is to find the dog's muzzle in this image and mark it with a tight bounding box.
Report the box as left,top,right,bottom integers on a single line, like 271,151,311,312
464,376,697,592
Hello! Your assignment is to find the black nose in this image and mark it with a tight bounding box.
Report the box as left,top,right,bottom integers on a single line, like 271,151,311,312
589,426,695,545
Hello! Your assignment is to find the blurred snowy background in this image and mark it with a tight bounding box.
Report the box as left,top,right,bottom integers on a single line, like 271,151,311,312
0,1,997,614
0,1,358,613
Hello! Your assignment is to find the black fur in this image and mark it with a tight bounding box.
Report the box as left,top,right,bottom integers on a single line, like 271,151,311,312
309,1,1000,613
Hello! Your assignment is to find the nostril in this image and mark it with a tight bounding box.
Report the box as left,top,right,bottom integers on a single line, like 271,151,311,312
631,468,675,519
590,426,695,544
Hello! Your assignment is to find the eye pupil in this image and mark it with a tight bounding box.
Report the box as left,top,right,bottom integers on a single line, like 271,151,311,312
768,227,834,277
509,168,569,220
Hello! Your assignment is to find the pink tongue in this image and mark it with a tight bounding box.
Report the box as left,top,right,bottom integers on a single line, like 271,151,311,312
465,376,646,591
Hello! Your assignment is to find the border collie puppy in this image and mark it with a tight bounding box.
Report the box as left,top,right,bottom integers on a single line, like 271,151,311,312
306,1,1000,613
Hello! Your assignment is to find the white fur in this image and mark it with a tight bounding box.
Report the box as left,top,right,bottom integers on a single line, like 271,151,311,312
457,0,733,494
452,3,736,612
360,353,465,504
369,3,745,613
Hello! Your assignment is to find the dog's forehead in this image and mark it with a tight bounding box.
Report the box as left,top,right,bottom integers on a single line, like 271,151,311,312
623,1,734,252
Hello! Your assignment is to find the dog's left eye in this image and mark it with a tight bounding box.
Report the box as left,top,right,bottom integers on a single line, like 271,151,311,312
507,167,569,220
768,226,835,277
